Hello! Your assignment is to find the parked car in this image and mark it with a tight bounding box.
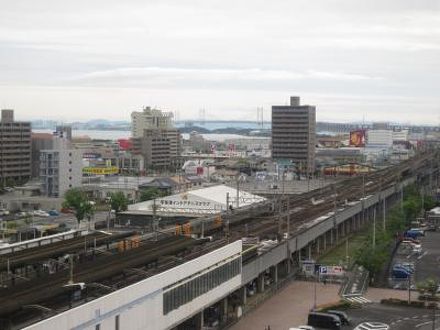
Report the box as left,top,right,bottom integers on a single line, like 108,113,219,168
48,210,59,216
33,210,49,217
0,209,10,216
409,228,425,236
393,264,414,274
326,310,350,325
401,238,421,245
392,268,410,279
404,230,423,239
354,321,389,330
308,312,341,330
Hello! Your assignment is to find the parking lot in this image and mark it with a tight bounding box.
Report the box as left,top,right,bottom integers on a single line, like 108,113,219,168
415,231,440,283
388,230,440,291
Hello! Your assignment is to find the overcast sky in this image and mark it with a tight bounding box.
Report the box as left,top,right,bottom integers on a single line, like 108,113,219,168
1,0,439,124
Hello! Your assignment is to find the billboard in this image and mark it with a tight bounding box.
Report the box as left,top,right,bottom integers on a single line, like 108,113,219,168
319,265,344,276
83,166,119,175
349,130,365,147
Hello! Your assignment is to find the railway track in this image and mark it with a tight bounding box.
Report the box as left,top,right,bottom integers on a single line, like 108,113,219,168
0,231,135,272
229,153,434,239
0,236,201,317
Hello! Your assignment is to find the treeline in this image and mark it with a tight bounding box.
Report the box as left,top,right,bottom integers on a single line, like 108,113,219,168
355,185,437,275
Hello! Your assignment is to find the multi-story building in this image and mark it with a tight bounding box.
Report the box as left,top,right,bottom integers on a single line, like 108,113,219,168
140,129,171,168
31,133,54,178
131,106,174,138
0,109,32,185
392,129,409,142
366,130,393,147
40,135,82,198
131,107,181,170
271,96,316,174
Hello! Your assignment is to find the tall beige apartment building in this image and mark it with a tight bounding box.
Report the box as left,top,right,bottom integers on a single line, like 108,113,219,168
0,110,31,185
131,106,174,138
271,96,316,174
131,107,181,169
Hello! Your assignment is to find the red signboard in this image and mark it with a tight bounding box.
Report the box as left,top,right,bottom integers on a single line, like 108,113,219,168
118,138,133,151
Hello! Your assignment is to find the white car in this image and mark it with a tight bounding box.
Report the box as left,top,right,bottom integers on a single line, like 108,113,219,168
33,210,49,217
290,327,315,330
0,209,9,216
354,322,390,330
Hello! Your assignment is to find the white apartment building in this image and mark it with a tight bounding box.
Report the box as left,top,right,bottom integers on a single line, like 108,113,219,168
40,136,82,198
392,130,409,142
366,129,393,147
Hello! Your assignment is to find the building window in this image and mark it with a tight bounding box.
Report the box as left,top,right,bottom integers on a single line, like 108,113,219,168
95,324,100,330
163,257,241,315
69,177,72,180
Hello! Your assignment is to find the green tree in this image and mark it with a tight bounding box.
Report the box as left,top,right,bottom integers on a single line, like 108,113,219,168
109,192,129,214
139,188,167,202
63,188,95,227
417,278,439,300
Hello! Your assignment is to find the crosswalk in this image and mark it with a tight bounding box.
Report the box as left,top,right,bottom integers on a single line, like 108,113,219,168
343,295,372,304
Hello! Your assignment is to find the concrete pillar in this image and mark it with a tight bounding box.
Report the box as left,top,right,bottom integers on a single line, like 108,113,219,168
195,310,204,330
257,273,265,293
285,258,291,275
242,286,247,305
316,237,320,255
222,297,228,323
330,229,334,246
308,244,312,260
323,232,327,250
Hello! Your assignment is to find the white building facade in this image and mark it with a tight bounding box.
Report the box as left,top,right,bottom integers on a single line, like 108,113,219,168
40,137,82,198
366,130,393,147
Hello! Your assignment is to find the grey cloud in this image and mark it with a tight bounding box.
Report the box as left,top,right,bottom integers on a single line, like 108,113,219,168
0,0,439,124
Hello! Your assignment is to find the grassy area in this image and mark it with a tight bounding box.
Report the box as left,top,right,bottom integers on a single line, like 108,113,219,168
318,230,369,267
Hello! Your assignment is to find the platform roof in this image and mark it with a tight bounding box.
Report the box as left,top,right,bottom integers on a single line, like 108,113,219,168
126,184,266,216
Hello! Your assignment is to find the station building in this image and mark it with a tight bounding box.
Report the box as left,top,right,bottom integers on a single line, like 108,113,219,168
24,241,242,330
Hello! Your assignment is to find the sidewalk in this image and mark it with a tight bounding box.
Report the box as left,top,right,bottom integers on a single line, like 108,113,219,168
230,281,340,330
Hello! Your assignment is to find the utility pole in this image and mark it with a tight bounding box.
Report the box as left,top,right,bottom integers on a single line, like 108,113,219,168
278,197,283,239
361,174,366,226
68,254,74,285
236,176,240,208
383,195,386,231
372,208,377,250
380,178,386,231
333,184,338,244
286,197,291,239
